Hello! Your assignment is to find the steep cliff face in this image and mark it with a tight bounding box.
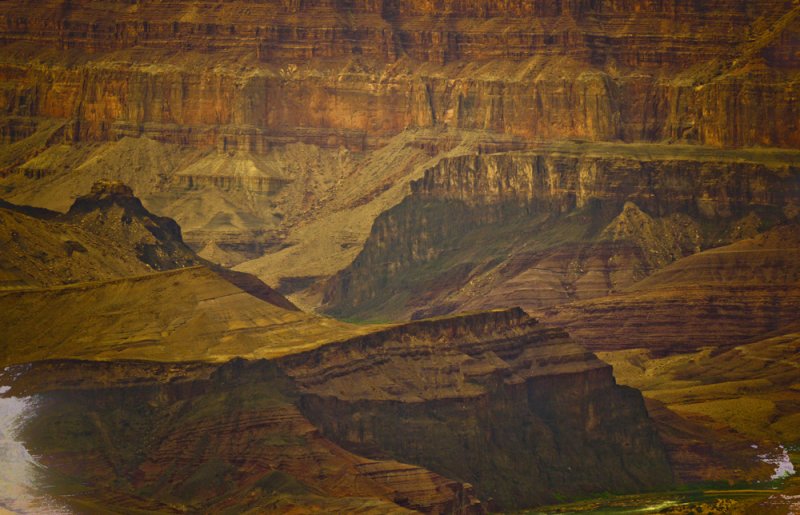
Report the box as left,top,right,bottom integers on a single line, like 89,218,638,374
0,309,679,512
279,308,674,509
0,0,797,149
0,0,797,302
324,145,800,321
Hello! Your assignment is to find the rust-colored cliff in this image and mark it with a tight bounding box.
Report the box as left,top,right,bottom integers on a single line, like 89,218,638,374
0,0,798,150
1,0,798,291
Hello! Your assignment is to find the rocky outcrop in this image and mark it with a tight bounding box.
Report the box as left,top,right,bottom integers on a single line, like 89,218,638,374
279,308,674,509
63,179,202,270
0,199,156,288
323,146,800,320
409,149,800,216
0,181,297,312
0,304,675,512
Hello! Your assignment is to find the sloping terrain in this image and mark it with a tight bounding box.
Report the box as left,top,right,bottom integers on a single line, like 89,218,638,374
0,265,370,365
0,0,798,511
0,0,798,306
1,178,201,289
540,223,800,354
537,224,800,489
0,183,361,364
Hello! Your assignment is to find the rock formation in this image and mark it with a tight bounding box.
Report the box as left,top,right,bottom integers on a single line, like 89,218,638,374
323,145,800,321
0,0,798,510
0,179,295,307
0,183,677,511
0,310,673,512
0,0,797,148
2,359,481,513
280,308,673,509
539,222,800,354
0,0,798,288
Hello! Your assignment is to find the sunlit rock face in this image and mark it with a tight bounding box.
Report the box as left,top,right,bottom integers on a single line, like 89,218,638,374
0,1,797,511
0,0,797,294
0,0,797,149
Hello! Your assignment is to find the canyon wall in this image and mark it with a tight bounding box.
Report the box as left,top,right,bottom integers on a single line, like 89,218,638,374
3,359,481,513
1,309,675,512
1,0,798,295
324,146,800,320
279,308,674,509
0,0,797,149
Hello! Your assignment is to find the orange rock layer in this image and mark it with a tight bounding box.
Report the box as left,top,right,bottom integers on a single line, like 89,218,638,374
0,0,797,148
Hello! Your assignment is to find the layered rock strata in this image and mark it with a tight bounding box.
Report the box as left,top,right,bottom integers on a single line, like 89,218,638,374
279,308,674,509
0,0,797,296
324,145,800,321
1,359,481,514
0,307,677,512
0,1,797,149
539,223,800,354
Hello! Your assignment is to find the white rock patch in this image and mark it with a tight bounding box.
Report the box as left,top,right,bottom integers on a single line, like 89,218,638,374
0,388,71,513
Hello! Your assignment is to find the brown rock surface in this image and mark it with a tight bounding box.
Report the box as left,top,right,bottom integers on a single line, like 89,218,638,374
591,322,800,485
323,144,800,321
0,181,295,309
0,0,797,147
1,359,480,514
0,0,797,302
538,223,800,354
279,308,674,509
0,1,797,510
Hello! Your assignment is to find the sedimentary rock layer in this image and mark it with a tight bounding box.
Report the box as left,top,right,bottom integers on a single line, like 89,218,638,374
539,223,800,354
279,308,674,509
1,359,480,513
324,145,800,321
0,1,797,148
0,309,675,512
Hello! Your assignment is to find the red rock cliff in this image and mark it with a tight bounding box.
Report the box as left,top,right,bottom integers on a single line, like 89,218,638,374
0,0,797,148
